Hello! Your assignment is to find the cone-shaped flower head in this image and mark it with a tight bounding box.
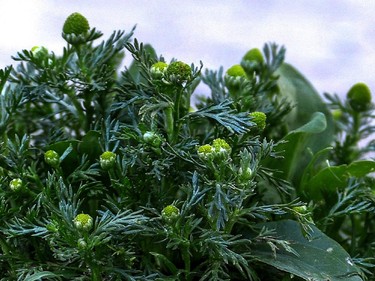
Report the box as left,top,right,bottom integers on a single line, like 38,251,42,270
347,82,372,112
166,61,192,83
212,138,231,154
150,61,168,78
162,205,180,223
197,144,214,160
249,111,267,131
73,213,93,231
9,178,23,192
100,151,116,170
63,12,90,35
45,150,60,168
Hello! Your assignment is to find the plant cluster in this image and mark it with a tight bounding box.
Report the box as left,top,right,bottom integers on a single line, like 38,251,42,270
0,12,374,281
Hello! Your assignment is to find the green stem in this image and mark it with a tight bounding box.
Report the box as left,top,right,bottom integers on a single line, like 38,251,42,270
83,94,93,132
352,111,361,143
350,214,357,255
0,236,10,255
172,87,185,143
165,106,174,143
182,246,191,281
90,264,101,281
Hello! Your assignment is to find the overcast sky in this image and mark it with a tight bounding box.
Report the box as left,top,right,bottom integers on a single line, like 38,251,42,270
0,0,374,98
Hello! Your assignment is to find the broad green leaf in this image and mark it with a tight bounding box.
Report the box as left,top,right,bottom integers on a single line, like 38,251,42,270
48,140,79,174
269,112,327,182
276,63,334,135
78,130,102,161
306,160,375,200
252,220,363,281
269,63,335,184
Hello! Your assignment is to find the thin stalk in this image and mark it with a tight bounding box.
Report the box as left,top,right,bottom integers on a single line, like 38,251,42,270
90,263,101,281
182,245,191,281
83,94,93,132
350,214,357,255
165,106,174,143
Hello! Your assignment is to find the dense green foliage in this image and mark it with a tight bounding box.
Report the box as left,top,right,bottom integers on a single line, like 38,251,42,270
0,13,374,280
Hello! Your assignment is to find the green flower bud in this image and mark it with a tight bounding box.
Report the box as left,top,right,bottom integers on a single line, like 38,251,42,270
143,131,162,148
63,13,90,35
73,213,93,231
347,82,372,112
150,62,168,78
31,46,49,59
45,150,60,168
331,109,343,121
242,48,264,74
100,151,116,170
161,205,180,223
197,144,214,160
77,238,87,250
226,64,247,78
238,167,253,181
249,111,267,131
9,178,23,192
293,205,308,214
242,48,264,64
46,220,59,233
224,64,247,92
165,61,192,83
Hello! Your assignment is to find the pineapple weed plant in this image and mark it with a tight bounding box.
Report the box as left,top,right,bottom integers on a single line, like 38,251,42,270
0,12,374,281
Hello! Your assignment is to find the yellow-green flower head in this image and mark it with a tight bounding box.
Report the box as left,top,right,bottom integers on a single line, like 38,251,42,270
198,144,214,159
9,178,23,192
249,111,267,131
347,82,372,112
63,12,90,35
166,61,192,83
100,151,116,170
45,150,60,168
150,62,168,78
73,213,93,231
161,205,180,223
212,138,231,154
242,48,264,64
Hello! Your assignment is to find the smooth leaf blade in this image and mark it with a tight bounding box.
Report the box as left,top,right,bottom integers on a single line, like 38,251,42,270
276,63,333,135
253,220,363,281
291,111,327,135
306,160,375,199
272,63,335,184
268,112,328,182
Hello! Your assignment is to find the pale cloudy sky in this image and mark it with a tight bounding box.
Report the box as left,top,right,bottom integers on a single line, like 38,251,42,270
0,0,374,98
